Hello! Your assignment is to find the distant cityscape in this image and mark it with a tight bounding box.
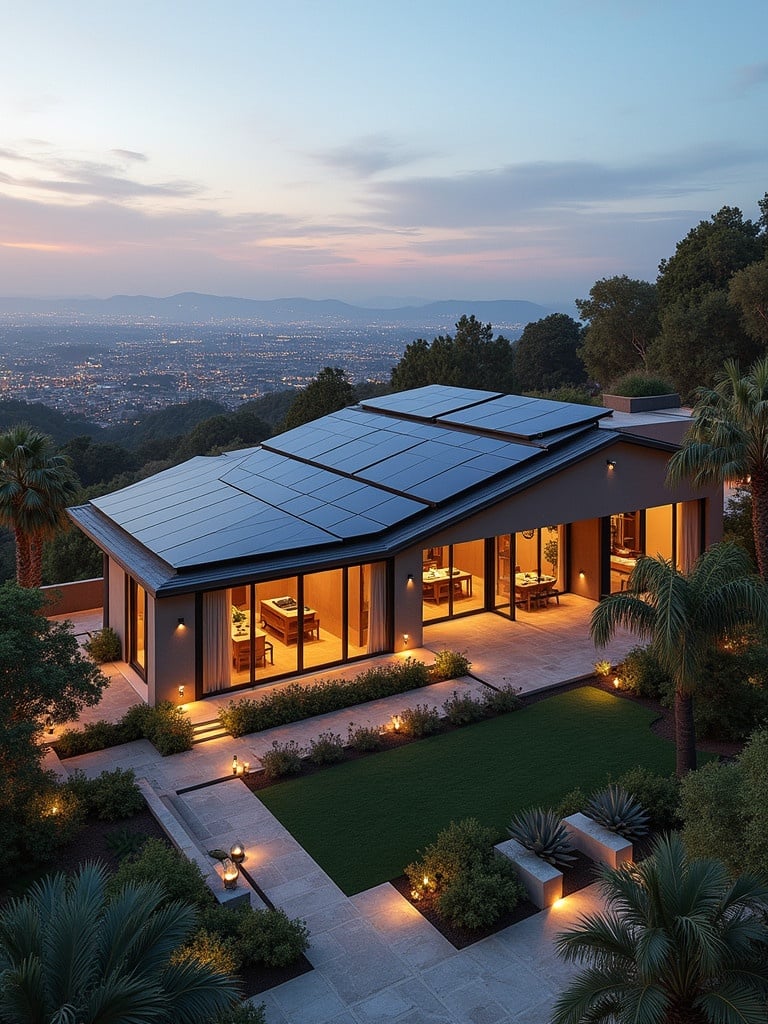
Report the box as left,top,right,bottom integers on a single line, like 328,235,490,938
0,297,536,426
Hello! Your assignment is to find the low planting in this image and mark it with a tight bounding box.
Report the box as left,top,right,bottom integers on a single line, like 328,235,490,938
406,818,524,930
84,626,122,663
507,808,575,867
584,783,649,842
55,701,193,757
113,839,309,973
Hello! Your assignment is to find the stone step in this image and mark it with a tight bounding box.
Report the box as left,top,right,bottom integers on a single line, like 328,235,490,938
192,719,229,744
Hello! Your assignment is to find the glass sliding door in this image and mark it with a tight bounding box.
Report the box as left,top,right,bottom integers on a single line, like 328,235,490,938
128,578,146,677
422,540,485,621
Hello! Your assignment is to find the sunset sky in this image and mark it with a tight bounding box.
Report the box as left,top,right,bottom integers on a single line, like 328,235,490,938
1,0,766,306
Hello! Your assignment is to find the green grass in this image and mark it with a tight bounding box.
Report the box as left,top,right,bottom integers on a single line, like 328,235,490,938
258,688,678,894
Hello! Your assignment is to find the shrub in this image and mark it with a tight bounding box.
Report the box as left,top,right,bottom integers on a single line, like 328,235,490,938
607,373,675,398
106,826,148,859
346,722,382,751
84,626,122,663
441,690,486,726
110,837,212,909
55,719,126,757
22,788,86,864
214,1004,267,1024
120,702,155,741
585,784,649,842
693,647,768,741
260,740,305,779
431,649,471,680
481,684,522,714
65,767,144,821
437,861,523,929
618,647,670,700
235,907,309,968
398,704,441,738
551,787,587,820
219,658,431,737
406,817,497,890
173,927,240,975
143,701,194,755
680,761,746,875
307,731,345,765
507,807,576,867
612,766,680,832
594,659,612,677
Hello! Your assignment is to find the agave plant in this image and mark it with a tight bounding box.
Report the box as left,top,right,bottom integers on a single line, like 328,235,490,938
508,807,576,867
585,783,649,842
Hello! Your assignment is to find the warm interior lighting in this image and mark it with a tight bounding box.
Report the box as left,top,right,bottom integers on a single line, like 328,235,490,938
230,842,245,864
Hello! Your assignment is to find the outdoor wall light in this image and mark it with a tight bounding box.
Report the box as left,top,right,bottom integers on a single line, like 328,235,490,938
578,569,585,578
406,573,414,583
402,633,409,645
606,459,616,470
177,617,185,628
229,842,246,864
178,685,185,700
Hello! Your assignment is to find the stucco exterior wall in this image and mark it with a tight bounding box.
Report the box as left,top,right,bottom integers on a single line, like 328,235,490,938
41,578,104,615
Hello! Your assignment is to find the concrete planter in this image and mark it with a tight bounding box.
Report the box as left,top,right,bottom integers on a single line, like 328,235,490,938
563,812,632,869
601,393,680,414
495,837,563,909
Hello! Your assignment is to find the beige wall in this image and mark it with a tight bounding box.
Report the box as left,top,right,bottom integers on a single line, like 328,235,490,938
569,519,602,601
151,593,195,705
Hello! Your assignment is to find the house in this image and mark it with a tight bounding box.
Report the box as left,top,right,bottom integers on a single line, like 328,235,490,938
68,385,721,706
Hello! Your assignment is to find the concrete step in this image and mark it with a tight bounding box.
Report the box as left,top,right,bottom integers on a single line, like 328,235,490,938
192,719,229,744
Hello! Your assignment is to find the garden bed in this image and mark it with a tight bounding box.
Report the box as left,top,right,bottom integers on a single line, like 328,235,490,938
389,849,598,949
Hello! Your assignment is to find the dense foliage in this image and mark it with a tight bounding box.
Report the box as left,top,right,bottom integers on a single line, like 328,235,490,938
513,313,586,392
576,275,660,386
56,700,193,757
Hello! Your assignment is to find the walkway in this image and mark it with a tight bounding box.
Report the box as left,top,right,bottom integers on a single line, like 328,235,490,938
49,599,635,1022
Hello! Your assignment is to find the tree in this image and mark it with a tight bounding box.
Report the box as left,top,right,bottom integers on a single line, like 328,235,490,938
575,276,659,386
654,205,765,397
282,366,355,431
514,314,586,392
667,357,768,578
0,424,78,587
0,862,239,1024
0,582,107,870
551,834,768,1024
590,543,768,776
391,315,516,393
729,255,768,345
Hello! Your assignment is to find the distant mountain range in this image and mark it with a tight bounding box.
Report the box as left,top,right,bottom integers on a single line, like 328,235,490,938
0,292,553,329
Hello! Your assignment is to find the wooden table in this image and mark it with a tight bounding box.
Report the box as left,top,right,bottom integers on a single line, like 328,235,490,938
231,614,273,670
610,555,637,589
260,597,320,644
422,568,473,603
514,573,556,612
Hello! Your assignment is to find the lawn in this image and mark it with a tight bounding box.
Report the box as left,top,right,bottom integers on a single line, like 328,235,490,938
258,687,677,894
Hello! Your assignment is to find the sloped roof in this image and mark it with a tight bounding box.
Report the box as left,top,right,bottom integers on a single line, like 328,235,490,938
69,385,617,595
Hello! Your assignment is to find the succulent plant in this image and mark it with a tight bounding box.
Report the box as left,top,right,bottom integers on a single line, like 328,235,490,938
507,807,576,867
586,784,650,842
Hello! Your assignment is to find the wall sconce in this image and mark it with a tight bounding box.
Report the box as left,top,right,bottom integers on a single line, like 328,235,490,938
606,459,616,470
177,617,185,628
178,684,185,699
402,633,409,646
406,573,414,583
221,858,238,890
578,569,585,579
229,841,246,864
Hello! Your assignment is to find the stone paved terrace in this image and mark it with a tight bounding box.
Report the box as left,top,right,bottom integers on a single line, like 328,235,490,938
46,597,638,1022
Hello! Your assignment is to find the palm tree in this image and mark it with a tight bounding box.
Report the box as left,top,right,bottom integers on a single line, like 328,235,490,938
0,862,239,1024
551,834,768,1024
667,356,768,578
591,543,768,776
0,424,77,587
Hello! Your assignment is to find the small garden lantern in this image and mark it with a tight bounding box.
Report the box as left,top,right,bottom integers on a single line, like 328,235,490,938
230,841,245,864
392,714,402,733
221,858,238,890
231,755,238,775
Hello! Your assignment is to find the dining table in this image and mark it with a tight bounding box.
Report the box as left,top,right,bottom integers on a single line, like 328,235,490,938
422,567,473,603
513,572,556,612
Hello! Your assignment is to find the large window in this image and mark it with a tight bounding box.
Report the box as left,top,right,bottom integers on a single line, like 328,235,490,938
202,561,388,694
422,540,485,622
128,578,146,677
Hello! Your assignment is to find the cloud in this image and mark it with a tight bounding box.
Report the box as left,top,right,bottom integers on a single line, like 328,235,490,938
361,144,766,229
111,149,149,163
310,133,433,178
733,62,768,94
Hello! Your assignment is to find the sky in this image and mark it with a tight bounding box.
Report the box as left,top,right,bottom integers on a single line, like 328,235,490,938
1,0,766,307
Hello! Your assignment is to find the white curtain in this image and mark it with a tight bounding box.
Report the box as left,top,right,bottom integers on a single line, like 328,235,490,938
679,501,701,574
367,562,388,654
202,590,231,694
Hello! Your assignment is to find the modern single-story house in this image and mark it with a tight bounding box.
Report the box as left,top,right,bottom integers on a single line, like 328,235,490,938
68,385,721,706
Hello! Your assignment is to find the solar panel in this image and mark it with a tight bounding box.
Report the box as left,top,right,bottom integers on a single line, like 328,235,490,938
361,384,499,420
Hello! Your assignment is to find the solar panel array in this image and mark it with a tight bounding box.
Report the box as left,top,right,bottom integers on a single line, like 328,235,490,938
91,385,609,569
